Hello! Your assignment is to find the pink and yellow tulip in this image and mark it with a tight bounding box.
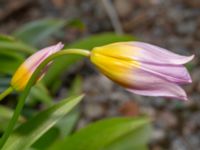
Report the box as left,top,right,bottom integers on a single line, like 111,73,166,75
90,42,194,100
11,42,64,91
9,41,194,100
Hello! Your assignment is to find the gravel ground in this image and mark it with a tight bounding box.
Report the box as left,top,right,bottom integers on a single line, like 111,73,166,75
0,0,200,149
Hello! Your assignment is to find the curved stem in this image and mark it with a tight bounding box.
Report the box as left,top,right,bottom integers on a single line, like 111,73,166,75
61,49,90,57
0,87,13,101
0,49,90,148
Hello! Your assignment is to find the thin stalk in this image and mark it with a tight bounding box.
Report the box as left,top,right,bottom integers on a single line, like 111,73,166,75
0,87,13,101
0,49,90,149
102,0,123,34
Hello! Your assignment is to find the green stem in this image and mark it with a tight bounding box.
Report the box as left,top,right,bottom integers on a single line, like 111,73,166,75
0,87,13,101
61,49,90,57
0,49,90,149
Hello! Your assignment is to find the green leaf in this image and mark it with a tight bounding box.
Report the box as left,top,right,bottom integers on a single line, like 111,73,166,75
0,34,35,74
0,75,12,92
0,34,35,54
0,105,25,122
32,127,60,149
67,19,85,30
0,75,11,92
55,110,80,138
0,34,15,42
0,105,25,131
53,76,82,137
49,117,151,150
68,33,134,49
0,51,24,74
44,33,134,86
104,122,151,150
32,77,83,149
33,109,80,149
27,83,53,107
13,19,66,46
2,94,84,150
68,76,83,96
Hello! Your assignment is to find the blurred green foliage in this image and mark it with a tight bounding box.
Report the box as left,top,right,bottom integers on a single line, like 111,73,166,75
13,18,66,47
2,95,84,150
49,117,151,150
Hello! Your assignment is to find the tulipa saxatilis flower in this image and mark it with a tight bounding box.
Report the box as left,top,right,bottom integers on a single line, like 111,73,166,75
11,42,64,91
90,42,194,100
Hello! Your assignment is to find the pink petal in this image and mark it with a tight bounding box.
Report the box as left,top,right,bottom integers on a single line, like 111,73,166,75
131,42,194,65
25,42,64,72
124,69,188,100
140,63,192,84
127,83,187,101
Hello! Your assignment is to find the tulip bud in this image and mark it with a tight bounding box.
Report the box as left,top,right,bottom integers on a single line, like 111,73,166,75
11,42,64,91
90,42,194,100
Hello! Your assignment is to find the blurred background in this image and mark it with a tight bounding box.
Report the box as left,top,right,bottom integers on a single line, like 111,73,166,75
0,0,199,150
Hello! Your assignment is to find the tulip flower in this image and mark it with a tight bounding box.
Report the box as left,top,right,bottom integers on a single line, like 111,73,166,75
90,42,194,100
11,42,64,91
